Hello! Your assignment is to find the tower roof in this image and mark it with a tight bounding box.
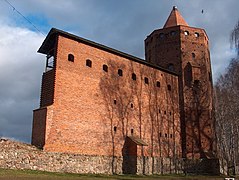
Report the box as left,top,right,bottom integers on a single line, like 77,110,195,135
163,6,188,28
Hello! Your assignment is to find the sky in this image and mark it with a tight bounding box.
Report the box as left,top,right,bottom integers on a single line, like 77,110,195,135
0,0,238,143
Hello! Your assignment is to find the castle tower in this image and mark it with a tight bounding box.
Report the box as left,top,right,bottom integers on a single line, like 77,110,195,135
145,6,216,159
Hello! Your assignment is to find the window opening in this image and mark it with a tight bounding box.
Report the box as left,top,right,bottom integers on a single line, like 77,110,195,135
118,69,123,76
144,77,149,84
130,103,134,108
156,81,161,87
195,32,199,37
131,129,134,135
167,85,171,91
159,33,165,39
165,133,167,138
68,54,74,62
194,80,200,87
114,99,117,105
192,53,196,59
209,72,212,82
170,31,176,36
45,48,55,72
184,31,189,36
168,63,175,71
86,59,92,67
114,126,117,132
103,64,108,72
132,73,136,81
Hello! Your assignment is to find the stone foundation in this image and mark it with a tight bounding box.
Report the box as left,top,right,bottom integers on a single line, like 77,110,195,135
0,139,220,175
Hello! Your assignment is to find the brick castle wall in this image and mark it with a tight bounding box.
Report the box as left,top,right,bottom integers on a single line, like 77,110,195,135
33,34,181,159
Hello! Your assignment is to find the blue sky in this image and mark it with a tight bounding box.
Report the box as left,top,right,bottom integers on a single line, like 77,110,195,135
0,0,238,143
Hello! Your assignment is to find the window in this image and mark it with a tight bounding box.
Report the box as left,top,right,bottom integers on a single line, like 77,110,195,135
170,31,176,36
170,134,173,138
46,54,54,71
144,77,149,84
131,129,134,134
169,112,172,115
114,126,117,132
184,31,189,36
132,73,136,81
159,132,162,137
195,32,199,37
165,133,167,138
159,33,165,39
168,63,174,71
159,109,161,113
103,64,108,72
167,85,171,91
156,81,161,87
192,53,196,59
68,54,74,62
164,111,166,114
130,103,134,108
86,59,92,67
209,72,212,82
194,80,200,87
118,69,123,76
114,99,117,105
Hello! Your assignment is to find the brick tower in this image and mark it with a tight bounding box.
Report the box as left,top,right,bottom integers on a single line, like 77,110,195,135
145,6,216,159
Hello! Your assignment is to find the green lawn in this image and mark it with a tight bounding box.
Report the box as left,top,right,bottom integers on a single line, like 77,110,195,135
0,168,226,180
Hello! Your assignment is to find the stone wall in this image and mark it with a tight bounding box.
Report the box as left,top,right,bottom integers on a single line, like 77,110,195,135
0,139,221,175
0,139,182,174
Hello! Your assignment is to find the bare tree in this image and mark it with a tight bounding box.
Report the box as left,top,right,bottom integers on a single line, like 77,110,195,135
231,20,239,55
215,58,239,175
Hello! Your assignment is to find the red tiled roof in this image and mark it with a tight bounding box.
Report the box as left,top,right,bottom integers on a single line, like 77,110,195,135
164,6,188,28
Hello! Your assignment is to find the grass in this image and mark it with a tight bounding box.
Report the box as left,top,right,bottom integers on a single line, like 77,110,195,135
0,168,227,180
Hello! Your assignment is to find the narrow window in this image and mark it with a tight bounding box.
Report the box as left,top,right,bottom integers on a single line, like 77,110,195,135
103,64,108,72
156,81,161,87
68,54,74,62
114,126,117,132
170,134,173,138
184,31,189,36
165,133,167,138
132,73,136,81
170,31,176,36
144,77,149,84
159,132,162,137
159,33,165,39
195,32,199,37
114,99,117,105
168,63,174,71
167,85,171,91
194,80,200,87
209,72,212,82
164,111,166,115
130,103,134,108
159,109,161,113
131,129,134,135
118,69,123,76
192,53,196,59
86,59,92,67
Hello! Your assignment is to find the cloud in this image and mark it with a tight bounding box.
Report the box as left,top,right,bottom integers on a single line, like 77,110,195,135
0,23,44,142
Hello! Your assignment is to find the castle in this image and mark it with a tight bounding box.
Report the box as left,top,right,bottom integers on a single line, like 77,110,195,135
32,7,217,174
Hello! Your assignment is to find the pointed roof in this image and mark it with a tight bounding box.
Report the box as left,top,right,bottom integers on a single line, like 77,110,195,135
163,6,188,28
